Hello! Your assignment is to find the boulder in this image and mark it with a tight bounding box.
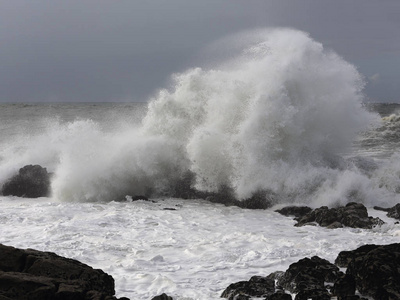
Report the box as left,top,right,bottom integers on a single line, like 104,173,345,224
220,276,275,299
275,206,312,218
2,165,51,198
151,293,173,300
0,243,126,300
294,202,384,229
338,243,400,299
277,256,341,296
374,203,400,220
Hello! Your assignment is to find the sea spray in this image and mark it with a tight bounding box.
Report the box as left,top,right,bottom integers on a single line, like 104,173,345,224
1,28,388,206
141,28,379,205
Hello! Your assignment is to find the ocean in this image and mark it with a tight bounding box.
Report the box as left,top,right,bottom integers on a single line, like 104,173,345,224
1,29,400,299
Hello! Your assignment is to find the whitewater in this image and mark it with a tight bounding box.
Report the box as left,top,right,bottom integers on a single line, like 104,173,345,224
1,28,400,299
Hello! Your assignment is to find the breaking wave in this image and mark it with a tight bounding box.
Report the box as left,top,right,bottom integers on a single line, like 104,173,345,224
3,28,397,207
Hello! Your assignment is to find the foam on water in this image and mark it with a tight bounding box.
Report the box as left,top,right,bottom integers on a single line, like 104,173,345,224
0,197,399,299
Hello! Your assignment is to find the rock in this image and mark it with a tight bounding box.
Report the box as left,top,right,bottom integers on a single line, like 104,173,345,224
266,291,292,299
335,244,380,268
220,275,275,299
0,243,126,300
339,243,400,299
277,256,341,297
374,203,400,220
275,206,312,218
294,202,384,229
332,273,356,299
386,204,400,219
2,165,51,198
151,293,173,300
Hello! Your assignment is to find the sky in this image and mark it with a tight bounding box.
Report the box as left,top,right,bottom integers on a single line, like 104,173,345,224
1,0,399,103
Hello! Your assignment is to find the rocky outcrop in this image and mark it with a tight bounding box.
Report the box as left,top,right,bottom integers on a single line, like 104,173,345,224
2,165,51,198
374,203,400,220
280,202,385,229
277,256,340,300
337,243,400,299
221,275,275,299
275,206,312,218
221,256,340,300
0,243,127,300
222,244,400,300
151,293,173,300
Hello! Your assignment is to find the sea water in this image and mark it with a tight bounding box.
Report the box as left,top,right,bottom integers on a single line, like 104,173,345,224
1,28,400,299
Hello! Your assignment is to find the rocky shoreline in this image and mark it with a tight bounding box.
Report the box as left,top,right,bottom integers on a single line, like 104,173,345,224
2,242,400,300
221,243,400,300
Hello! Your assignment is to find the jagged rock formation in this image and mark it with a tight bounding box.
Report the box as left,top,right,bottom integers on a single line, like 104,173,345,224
0,243,127,300
2,165,51,198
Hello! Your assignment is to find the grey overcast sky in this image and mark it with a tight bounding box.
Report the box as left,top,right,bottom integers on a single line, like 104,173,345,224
1,0,399,103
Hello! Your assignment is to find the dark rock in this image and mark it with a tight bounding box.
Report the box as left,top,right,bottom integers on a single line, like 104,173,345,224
275,206,312,218
130,195,149,201
0,243,126,300
277,256,340,296
335,244,380,268
373,206,391,212
332,273,356,299
266,291,292,300
294,202,384,229
220,275,275,299
238,190,275,209
294,287,331,300
151,293,173,300
342,243,400,299
374,202,400,220
2,165,51,198
382,203,400,220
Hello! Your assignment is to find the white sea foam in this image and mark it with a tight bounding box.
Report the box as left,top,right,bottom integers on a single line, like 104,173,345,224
0,197,398,299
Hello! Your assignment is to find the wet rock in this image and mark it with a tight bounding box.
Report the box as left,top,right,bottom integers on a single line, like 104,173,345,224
294,202,384,229
275,206,312,218
332,273,356,299
335,244,380,268
2,165,51,198
220,275,275,299
0,243,126,300
340,243,400,299
266,291,292,300
278,256,340,294
151,293,173,300
374,203,400,220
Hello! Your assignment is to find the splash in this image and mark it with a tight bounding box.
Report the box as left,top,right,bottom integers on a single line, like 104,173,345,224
1,28,387,206
140,28,379,205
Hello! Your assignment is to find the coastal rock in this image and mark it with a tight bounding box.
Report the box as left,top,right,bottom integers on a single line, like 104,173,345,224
220,275,275,299
294,202,384,229
275,206,312,218
374,203,400,220
335,244,380,268
266,291,292,300
332,273,356,299
277,256,341,296
222,244,400,300
2,165,51,198
151,293,173,300
338,243,400,299
0,243,126,300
